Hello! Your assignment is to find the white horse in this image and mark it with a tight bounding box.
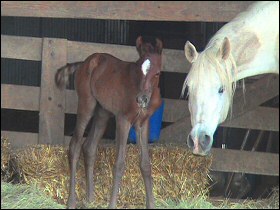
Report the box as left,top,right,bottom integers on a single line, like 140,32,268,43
181,1,279,156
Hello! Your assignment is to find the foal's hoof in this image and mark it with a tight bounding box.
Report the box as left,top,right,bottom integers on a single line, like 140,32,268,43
87,195,95,204
147,202,155,209
82,198,95,208
147,205,155,209
67,199,76,209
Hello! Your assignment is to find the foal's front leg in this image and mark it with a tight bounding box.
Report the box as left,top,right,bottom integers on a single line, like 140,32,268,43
109,116,131,209
136,120,155,209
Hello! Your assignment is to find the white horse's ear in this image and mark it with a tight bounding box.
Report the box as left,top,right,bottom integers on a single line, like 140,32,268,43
185,41,198,63
141,59,151,76
219,37,231,60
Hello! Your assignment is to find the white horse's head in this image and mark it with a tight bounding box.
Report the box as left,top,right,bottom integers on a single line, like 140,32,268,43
182,37,237,156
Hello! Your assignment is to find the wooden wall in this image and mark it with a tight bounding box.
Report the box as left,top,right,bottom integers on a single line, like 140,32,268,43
1,1,279,176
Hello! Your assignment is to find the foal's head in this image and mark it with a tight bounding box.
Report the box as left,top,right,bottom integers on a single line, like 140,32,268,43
135,36,163,108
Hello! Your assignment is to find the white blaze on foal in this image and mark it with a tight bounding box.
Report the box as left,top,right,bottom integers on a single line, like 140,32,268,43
142,59,151,76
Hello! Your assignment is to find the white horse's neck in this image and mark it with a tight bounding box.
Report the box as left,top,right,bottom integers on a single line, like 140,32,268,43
208,1,279,82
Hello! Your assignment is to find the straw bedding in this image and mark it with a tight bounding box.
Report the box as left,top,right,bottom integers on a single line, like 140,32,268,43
2,138,212,208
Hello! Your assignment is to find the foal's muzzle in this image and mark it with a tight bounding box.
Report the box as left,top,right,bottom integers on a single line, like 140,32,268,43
136,94,150,108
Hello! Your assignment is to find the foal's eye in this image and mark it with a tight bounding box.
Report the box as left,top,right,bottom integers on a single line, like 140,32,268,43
218,86,224,94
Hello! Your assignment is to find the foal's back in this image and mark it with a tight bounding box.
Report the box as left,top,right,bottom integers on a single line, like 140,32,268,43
91,53,141,109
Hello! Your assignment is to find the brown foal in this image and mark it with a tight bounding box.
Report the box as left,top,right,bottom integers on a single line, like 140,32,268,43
55,36,163,209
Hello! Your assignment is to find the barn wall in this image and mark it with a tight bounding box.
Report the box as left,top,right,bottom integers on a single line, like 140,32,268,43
1,16,223,138
1,9,279,199
1,16,278,149
1,16,130,87
1,16,225,91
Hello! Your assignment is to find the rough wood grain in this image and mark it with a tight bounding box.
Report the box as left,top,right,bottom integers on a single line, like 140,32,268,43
38,38,67,145
1,1,254,22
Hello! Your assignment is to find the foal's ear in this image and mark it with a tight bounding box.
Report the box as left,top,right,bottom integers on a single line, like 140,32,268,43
155,38,163,54
185,41,198,63
218,37,231,60
136,36,143,55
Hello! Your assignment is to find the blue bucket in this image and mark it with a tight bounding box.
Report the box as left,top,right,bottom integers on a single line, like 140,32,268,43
129,100,165,144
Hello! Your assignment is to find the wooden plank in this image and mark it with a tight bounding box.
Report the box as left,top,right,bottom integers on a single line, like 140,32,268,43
1,1,253,22
160,75,279,144
1,35,190,73
1,131,38,148
1,35,42,61
163,99,189,122
65,89,189,122
1,84,40,111
67,40,139,62
68,40,190,73
39,38,67,145
222,107,279,131
229,75,279,120
0,84,189,123
210,148,279,176
163,48,190,73
2,83,277,130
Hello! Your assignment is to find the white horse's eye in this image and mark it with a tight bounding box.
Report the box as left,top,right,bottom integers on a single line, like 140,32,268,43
218,86,225,94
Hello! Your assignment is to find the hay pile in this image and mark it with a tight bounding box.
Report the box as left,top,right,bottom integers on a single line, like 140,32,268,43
1,137,18,182
1,137,10,176
10,143,212,208
266,187,279,209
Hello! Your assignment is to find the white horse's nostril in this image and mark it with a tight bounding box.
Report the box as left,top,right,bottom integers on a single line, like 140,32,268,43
204,134,211,146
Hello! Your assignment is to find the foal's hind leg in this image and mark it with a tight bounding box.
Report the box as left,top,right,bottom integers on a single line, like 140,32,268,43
82,105,111,203
136,120,155,209
67,97,96,209
109,115,131,209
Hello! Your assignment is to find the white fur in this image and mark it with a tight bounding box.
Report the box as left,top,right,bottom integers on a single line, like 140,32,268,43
182,1,279,153
208,1,279,79
141,59,151,76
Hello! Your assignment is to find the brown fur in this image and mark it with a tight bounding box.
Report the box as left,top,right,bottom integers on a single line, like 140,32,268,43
55,36,163,209
235,32,261,66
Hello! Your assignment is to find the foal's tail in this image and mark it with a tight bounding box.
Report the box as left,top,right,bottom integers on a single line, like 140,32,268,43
55,62,83,90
